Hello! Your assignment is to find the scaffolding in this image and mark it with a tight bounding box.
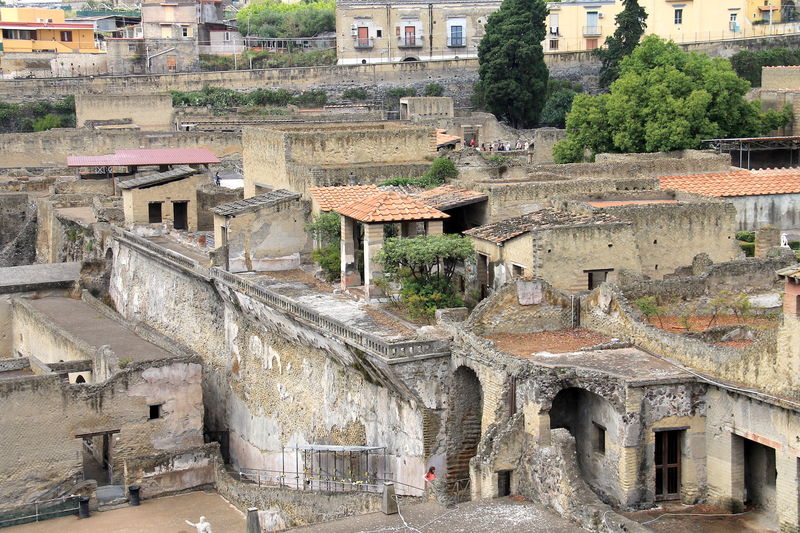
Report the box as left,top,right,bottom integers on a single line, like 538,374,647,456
237,444,426,495
703,135,800,169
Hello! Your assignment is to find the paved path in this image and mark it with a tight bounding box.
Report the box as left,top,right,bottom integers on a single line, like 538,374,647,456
289,497,584,533
27,296,174,363
0,262,80,293
5,491,245,533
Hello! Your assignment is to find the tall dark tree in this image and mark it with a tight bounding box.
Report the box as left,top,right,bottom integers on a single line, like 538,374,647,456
473,0,548,128
596,0,648,88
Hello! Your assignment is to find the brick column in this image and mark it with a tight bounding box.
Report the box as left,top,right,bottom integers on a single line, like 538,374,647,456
426,219,443,235
776,452,800,532
340,216,361,288
755,226,780,258
364,222,384,299
707,431,745,512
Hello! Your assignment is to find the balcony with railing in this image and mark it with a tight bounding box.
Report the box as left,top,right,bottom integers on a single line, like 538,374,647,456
397,34,424,48
447,36,465,47
353,36,374,49
583,25,601,36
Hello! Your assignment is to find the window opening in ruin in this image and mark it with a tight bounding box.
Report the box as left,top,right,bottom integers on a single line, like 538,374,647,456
594,422,606,455
655,429,681,500
148,202,163,223
376,29,382,38
511,264,524,278
508,375,517,416
586,269,612,290
173,201,188,230
795,295,800,317
149,404,163,420
743,436,777,515
75,375,86,384
497,470,512,497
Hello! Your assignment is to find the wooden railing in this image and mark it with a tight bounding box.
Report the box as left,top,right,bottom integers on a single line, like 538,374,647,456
113,228,450,362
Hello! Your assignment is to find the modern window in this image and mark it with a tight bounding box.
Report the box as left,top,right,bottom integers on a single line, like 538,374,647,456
550,39,559,51
224,31,231,41
181,26,189,37
549,13,559,35
2,29,36,40
356,26,371,48
449,25,464,47
585,38,599,51
674,8,683,25
376,29,382,38
167,56,177,72
585,11,600,35
60,31,73,42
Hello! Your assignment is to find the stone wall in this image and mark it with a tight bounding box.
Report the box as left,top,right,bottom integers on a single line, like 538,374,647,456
762,66,800,90
0,357,204,505
215,464,382,528
108,237,447,492
728,193,800,231
124,443,218,498
75,94,174,131
0,52,107,79
197,184,243,231
0,129,241,168
0,193,36,267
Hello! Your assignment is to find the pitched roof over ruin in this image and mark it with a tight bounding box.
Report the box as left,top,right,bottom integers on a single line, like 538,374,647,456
308,184,379,212
413,185,488,210
436,129,461,149
118,166,199,190
67,148,221,167
464,209,625,243
659,168,800,197
336,191,449,222
211,189,300,216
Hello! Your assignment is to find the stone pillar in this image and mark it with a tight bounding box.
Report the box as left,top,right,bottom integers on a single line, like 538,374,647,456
755,226,780,258
364,222,384,299
776,452,800,532
426,219,444,236
340,216,361,288
522,403,550,446
707,431,745,512
401,221,418,238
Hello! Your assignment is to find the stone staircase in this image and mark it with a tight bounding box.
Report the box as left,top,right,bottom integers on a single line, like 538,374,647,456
447,405,483,489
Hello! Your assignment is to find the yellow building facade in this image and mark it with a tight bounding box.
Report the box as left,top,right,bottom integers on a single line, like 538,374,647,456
0,7,100,53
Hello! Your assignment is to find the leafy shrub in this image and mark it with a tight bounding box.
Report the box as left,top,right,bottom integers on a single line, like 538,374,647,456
400,276,464,320
236,0,335,39
311,243,340,282
790,241,800,251
635,295,665,326
384,87,417,111
379,157,458,189
730,48,800,87
305,211,340,245
170,86,328,109
32,114,62,132
423,83,444,97
200,49,337,72
0,96,75,133
291,89,327,108
539,88,578,128
735,231,755,243
342,88,369,101
739,242,755,257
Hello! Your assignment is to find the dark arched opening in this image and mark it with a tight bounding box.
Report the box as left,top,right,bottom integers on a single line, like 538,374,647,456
550,387,617,500
446,366,483,491
402,56,419,62
75,375,86,383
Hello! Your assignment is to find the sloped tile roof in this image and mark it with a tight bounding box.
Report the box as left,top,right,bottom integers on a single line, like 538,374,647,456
413,185,488,210
464,208,626,243
659,168,800,197
308,184,379,211
211,189,300,216
436,129,461,148
336,191,449,222
118,166,198,190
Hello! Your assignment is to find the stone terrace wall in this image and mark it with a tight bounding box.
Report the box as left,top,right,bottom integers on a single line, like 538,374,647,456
0,129,241,167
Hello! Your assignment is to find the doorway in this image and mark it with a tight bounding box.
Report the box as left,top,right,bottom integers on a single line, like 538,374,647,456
497,470,512,497
586,269,612,290
172,201,188,230
404,26,416,47
77,430,119,486
477,253,492,299
655,430,681,500
744,438,777,514
148,202,162,223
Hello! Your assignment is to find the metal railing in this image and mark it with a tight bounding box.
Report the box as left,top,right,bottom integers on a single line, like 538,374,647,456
583,26,602,36
353,37,374,49
238,468,425,496
0,496,79,528
112,228,450,361
397,35,425,48
447,37,465,47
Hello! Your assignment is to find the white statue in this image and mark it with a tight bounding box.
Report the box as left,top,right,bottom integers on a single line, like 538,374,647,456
781,233,790,248
185,516,212,533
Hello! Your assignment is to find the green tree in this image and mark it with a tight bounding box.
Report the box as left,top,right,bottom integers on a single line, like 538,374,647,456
596,0,647,88
236,0,334,39
305,211,341,281
423,83,444,96
473,0,548,128
378,157,458,189
32,114,62,132
554,36,792,163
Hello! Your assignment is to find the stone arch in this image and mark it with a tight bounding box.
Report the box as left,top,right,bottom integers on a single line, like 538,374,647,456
446,365,483,489
549,386,620,502
402,56,420,62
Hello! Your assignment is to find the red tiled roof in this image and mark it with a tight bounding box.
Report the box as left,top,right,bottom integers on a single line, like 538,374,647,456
436,129,461,147
308,184,379,211
464,209,625,243
336,191,449,222
659,168,800,197
413,185,488,210
67,148,220,167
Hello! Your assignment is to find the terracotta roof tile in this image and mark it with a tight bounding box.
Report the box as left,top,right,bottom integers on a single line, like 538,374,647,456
659,168,800,197
464,208,626,243
308,185,379,211
336,191,449,222
436,129,461,147
413,185,488,210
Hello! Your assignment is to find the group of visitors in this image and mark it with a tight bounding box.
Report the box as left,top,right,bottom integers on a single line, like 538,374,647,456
466,139,531,152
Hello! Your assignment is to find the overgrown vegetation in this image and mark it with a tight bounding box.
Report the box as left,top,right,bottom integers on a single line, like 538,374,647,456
473,0,548,128
0,96,75,133
199,49,337,71
236,0,334,38
342,88,370,101
423,83,444,97
384,87,417,111
539,80,583,128
305,211,341,281
595,0,647,88
170,86,327,108
553,37,792,163
635,295,665,327
376,234,474,320
379,158,458,189
730,47,800,87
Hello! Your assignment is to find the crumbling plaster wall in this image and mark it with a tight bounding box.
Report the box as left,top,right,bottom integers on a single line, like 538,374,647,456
109,240,447,491
0,358,204,505
0,193,36,267
75,94,174,131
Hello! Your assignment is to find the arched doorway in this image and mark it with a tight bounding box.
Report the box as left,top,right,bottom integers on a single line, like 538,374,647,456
549,387,617,500
402,56,419,62
446,366,483,491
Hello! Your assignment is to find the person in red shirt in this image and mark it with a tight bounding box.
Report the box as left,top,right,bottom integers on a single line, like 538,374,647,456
423,466,436,484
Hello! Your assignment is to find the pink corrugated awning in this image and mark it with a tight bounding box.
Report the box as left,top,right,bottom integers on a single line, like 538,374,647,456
67,148,221,167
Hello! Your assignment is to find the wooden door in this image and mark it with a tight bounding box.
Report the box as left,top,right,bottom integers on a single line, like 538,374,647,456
655,430,681,500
